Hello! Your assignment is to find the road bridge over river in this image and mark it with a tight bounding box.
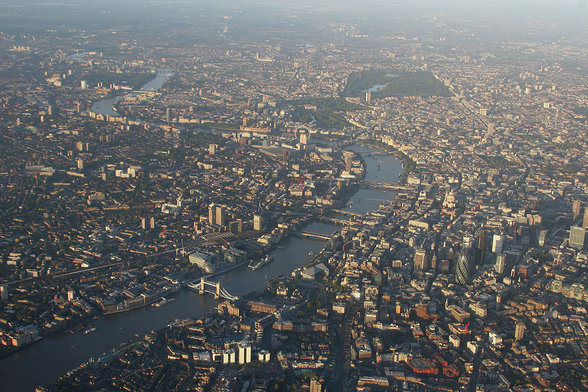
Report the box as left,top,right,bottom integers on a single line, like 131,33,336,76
187,277,238,301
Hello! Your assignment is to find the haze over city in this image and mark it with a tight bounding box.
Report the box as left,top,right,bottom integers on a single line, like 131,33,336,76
0,1,586,391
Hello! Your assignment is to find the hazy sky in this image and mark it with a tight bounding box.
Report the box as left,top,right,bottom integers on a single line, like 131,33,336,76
0,0,585,34
0,0,585,9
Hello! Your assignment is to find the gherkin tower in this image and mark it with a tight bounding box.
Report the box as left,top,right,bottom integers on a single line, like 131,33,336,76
456,237,473,285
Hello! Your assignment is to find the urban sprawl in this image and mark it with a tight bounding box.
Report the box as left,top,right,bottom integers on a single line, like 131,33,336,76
0,3,587,392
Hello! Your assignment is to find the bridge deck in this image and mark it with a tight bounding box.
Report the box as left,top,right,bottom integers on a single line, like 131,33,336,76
187,279,238,301
296,231,332,240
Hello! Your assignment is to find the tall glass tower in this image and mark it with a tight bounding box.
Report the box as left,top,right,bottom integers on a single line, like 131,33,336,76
456,236,473,285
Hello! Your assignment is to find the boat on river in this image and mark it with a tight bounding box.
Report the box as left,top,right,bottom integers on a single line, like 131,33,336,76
249,255,273,270
153,297,175,308
84,327,96,334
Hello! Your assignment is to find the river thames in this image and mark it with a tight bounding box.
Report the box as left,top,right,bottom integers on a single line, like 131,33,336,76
0,144,401,391
0,67,403,390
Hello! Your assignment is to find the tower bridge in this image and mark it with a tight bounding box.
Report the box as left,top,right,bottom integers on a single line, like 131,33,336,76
187,277,238,301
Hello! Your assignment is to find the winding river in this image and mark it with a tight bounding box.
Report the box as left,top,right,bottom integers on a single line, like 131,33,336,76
0,71,402,390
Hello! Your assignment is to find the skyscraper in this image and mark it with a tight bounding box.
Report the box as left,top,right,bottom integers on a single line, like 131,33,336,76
569,226,586,249
495,253,506,274
208,203,216,226
538,230,547,246
216,205,226,227
456,238,472,285
572,200,582,222
583,207,588,229
492,234,505,253
166,107,172,122
475,229,487,265
238,344,251,364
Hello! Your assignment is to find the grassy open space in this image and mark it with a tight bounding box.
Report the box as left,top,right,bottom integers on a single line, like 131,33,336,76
342,69,452,98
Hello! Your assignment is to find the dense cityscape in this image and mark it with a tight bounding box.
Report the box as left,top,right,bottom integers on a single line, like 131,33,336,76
0,1,587,391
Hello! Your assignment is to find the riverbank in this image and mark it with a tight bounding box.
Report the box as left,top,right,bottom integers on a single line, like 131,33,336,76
0,144,402,392
89,67,174,119
358,138,416,179
102,285,182,315
204,260,249,280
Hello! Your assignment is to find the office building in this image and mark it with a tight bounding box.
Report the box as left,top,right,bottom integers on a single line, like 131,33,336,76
431,254,438,270
456,237,472,285
495,253,506,274
208,203,226,227
258,350,270,362
253,214,263,231
310,378,322,392
222,349,236,364
166,107,172,122
149,216,155,230
456,250,472,285
584,207,588,229
538,230,547,246
492,234,505,253
209,203,216,226
572,200,582,222
414,249,428,270
215,205,226,227
209,144,217,155
229,220,243,233
569,226,586,249
238,344,251,364
475,229,486,265
515,322,525,341
299,129,309,145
